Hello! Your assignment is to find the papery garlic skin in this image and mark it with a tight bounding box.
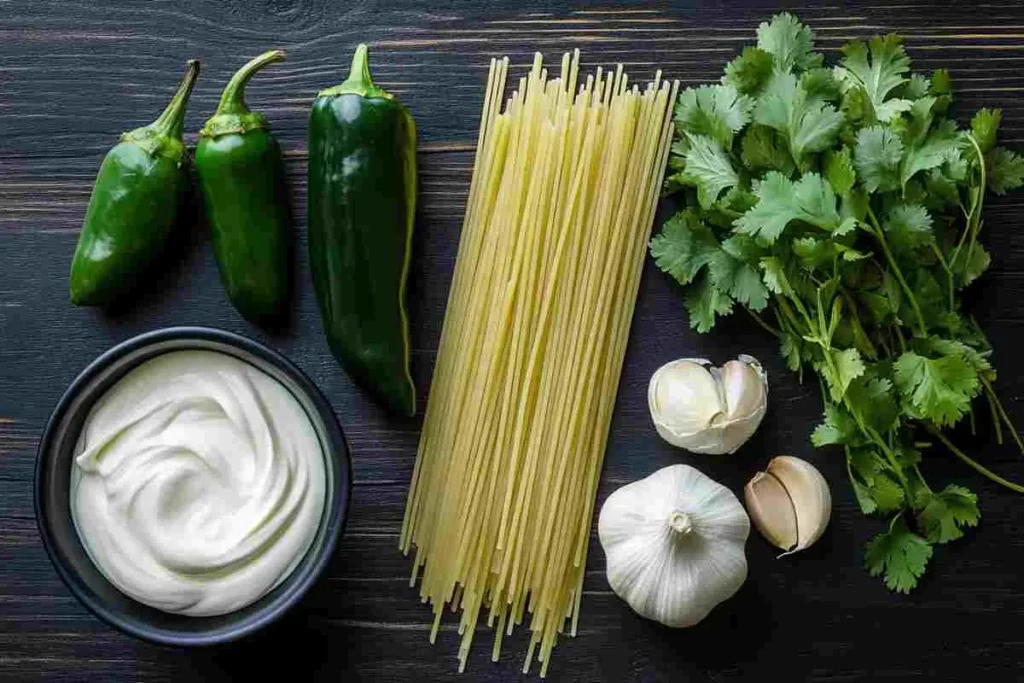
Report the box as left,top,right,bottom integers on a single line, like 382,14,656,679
598,464,749,628
648,356,767,455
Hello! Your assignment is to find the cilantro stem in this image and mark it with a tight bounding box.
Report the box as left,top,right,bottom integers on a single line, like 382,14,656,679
951,134,987,283
746,307,781,337
865,206,928,336
841,289,877,359
981,376,1024,454
878,335,893,357
929,241,955,311
984,390,1001,443
893,324,907,352
776,296,807,337
926,424,1024,493
913,464,933,495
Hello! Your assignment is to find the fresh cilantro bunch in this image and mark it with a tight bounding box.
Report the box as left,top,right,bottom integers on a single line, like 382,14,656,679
652,12,1024,592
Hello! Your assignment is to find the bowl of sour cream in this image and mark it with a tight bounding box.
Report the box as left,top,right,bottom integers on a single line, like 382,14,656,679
35,327,350,645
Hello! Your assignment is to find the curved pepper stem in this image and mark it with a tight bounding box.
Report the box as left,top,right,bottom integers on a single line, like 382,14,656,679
149,60,201,140
214,49,287,117
318,44,392,100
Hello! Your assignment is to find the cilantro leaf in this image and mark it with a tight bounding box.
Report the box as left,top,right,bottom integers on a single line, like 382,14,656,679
801,68,841,103
779,331,807,372
901,119,960,188
913,335,992,374
971,108,1001,154
755,72,846,163
951,244,991,286
865,517,933,593
931,68,952,97
650,210,719,285
848,464,881,514
709,245,770,311
812,404,860,446
824,147,856,195
871,474,907,514
917,484,980,544
922,162,964,213
854,125,903,193
894,96,937,147
847,448,906,515
723,46,775,95
834,35,913,122
735,172,841,243
761,255,793,295
893,351,980,426
684,273,733,332
987,147,1024,195
741,124,796,175
883,204,933,249
901,73,931,100
819,347,866,401
675,84,755,148
793,237,835,270
756,12,821,72
848,376,900,434
680,132,740,209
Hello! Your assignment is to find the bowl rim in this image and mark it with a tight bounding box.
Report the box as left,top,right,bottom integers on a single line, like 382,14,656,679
34,326,352,646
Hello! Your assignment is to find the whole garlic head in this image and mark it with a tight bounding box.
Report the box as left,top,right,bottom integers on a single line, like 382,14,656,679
648,355,768,454
598,464,750,628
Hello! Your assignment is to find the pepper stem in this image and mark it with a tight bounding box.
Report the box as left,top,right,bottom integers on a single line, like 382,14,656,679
149,60,201,140
668,510,693,535
345,44,373,90
319,43,392,99
214,49,286,117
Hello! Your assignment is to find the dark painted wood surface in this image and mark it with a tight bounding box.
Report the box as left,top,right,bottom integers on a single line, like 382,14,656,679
3,1,1024,680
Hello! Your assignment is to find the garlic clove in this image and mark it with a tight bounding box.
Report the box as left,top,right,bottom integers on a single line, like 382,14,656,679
744,470,798,551
767,456,831,552
745,455,831,554
648,356,767,455
649,359,724,440
722,356,767,420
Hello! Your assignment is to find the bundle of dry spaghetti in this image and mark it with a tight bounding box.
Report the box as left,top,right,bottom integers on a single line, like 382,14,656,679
400,51,678,677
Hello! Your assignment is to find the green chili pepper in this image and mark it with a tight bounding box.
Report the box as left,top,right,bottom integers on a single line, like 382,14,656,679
196,50,291,325
308,44,417,416
69,60,200,306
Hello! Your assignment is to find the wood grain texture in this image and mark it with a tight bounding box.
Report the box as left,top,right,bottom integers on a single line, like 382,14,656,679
3,0,1024,680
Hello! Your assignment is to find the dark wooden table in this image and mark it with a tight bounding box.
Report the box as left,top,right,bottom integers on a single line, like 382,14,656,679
4,1,1024,680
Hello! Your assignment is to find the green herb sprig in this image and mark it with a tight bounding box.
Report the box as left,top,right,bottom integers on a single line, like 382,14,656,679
651,12,1024,592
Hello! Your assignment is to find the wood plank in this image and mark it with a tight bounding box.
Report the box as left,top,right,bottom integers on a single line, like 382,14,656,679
3,0,1024,681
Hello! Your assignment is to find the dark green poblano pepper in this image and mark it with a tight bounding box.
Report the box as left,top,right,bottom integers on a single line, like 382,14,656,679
69,60,200,306
196,50,291,324
308,44,417,416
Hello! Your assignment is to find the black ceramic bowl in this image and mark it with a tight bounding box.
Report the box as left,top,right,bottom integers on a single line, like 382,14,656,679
34,327,351,646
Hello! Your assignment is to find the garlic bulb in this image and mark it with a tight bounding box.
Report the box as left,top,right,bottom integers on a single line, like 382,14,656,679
744,455,831,554
597,464,749,628
648,355,767,454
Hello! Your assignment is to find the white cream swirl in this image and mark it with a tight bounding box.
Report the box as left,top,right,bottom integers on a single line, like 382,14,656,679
70,349,327,617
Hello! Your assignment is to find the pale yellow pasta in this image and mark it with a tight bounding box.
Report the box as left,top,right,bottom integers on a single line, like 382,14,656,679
401,50,679,677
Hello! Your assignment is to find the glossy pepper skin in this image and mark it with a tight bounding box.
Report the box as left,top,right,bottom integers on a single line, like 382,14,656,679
308,44,417,416
69,60,200,306
196,50,291,325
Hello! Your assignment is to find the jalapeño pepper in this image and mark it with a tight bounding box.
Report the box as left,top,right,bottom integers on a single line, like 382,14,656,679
69,60,200,306
308,44,417,416
196,50,291,324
